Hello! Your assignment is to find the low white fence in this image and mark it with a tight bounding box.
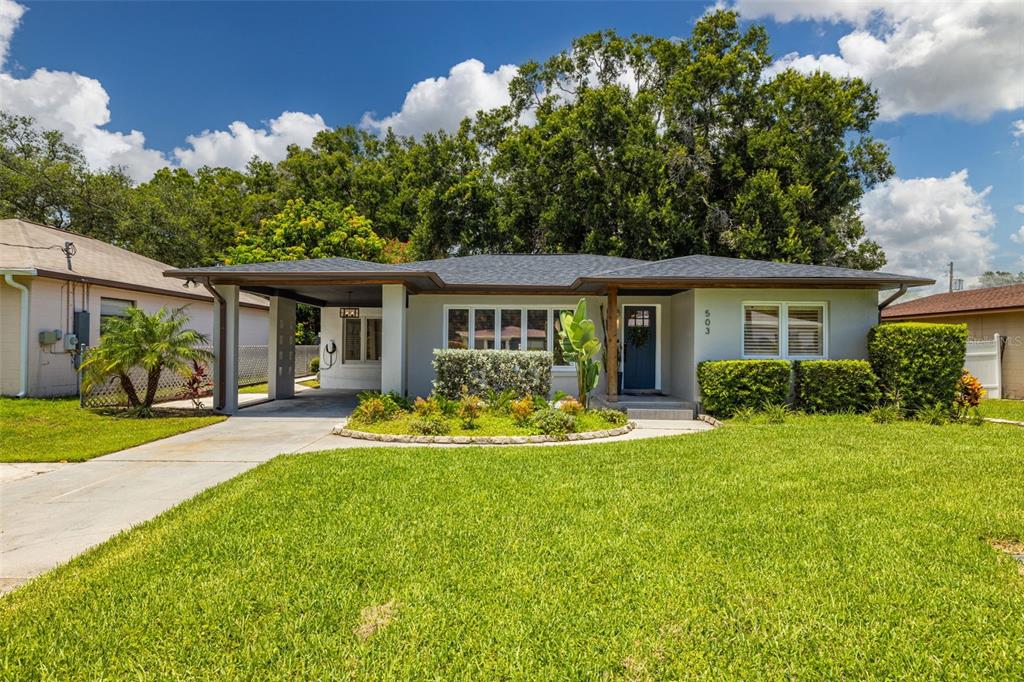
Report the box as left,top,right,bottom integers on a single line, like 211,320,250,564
81,344,320,408
965,334,1004,399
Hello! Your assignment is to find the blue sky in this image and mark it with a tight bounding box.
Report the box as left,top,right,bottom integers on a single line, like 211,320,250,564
1,1,1021,288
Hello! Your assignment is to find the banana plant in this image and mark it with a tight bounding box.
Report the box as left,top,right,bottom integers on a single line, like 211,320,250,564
557,298,602,408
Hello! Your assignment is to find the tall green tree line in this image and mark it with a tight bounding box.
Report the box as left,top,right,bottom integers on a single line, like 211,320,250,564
1,11,890,270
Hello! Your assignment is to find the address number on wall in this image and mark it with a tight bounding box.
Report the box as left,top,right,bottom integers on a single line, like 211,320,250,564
704,309,711,335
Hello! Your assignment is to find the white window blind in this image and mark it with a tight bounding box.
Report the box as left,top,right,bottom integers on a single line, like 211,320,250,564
743,305,780,356
787,306,823,356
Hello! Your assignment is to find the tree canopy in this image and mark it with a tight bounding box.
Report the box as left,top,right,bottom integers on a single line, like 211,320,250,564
1,10,892,271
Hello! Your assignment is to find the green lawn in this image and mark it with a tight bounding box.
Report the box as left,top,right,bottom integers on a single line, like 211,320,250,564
1,416,1022,678
981,398,1024,422
239,378,319,394
0,398,225,463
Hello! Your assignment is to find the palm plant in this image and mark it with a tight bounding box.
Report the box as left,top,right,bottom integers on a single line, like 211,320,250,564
81,306,211,410
557,298,602,408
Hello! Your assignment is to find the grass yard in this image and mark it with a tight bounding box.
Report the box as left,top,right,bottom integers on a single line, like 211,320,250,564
0,398,225,463
1,415,1022,678
239,378,319,394
982,398,1024,422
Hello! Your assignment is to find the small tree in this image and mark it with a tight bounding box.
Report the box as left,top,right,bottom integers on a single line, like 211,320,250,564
81,306,211,410
557,299,602,408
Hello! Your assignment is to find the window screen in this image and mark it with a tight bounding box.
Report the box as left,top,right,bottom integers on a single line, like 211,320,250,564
365,318,382,361
343,318,361,361
787,306,823,356
447,309,469,349
500,309,522,350
743,305,780,356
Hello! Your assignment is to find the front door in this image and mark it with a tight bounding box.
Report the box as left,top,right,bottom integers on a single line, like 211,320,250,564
622,306,656,391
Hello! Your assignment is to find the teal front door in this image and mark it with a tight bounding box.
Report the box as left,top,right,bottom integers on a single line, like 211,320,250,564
622,306,656,391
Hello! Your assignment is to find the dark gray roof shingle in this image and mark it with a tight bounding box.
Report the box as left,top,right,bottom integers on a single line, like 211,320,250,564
590,255,929,284
167,256,411,275
405,254,645,286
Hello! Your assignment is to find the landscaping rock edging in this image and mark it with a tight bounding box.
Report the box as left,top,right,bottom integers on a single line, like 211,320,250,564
332,421,636,445
698,414,724,428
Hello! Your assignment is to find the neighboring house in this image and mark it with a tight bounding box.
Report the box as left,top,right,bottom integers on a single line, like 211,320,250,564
882,284,1023,399
0,219,269,398
166,253,931,413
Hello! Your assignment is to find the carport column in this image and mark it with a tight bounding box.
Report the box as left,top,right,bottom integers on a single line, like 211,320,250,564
381,284,407,395
267,296,296,400
213,284,240,414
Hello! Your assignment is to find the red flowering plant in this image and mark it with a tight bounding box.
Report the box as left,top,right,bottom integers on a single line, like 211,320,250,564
181,360,212,410
953,369,986,421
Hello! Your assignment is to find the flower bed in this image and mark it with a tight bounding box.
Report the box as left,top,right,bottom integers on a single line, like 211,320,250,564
334,390,633,444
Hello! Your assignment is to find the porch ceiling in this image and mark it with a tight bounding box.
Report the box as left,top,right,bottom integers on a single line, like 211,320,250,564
243,283,384,307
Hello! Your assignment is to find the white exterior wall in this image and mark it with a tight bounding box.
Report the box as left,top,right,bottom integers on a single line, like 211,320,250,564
319,307,383,391
670,290,695,402
0,275,268,397
688,287,880,403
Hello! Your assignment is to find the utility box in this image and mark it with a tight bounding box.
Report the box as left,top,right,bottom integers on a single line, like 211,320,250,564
38,329,63,345
73,310,91,347
63,333,80,352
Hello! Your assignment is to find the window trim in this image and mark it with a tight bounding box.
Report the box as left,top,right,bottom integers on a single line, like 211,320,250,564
741,301,828,360
442,304,576,371
342,313,383,365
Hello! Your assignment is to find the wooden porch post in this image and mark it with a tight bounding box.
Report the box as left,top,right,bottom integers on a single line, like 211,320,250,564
606,285,619,402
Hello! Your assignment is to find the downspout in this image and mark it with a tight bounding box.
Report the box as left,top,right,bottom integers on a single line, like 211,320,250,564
201,280,227,411
3,274,30,398
877,285,908,323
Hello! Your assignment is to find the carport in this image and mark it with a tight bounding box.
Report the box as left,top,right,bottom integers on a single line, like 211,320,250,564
165,258,441,413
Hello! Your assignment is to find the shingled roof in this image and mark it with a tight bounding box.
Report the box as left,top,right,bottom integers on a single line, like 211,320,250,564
882,283,1024,318
165,251,932,291
0,219,268,308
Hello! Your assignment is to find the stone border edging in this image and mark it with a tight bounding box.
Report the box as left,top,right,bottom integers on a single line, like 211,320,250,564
698,414,724,428
332,421,636,445
985,417,1024,428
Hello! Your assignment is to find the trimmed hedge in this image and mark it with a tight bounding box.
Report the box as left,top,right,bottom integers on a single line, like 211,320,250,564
697,359,791,417
868,323,967,413
794,360,880,413
432,349,553,399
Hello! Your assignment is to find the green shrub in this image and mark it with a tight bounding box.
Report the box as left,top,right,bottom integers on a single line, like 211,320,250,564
458,391,484,429
409,416,451,436
794,360,880,414
356,390,413,413
530,408,577,438
484,388,516,415
558,397,584,415
591,407,628,427
309,356,320,374
351,396,398,424
697,360,791,417
731,407,758,423
413,396,441,418
868,323,967,414
761,402,790,424
916,404,950,425
868,404,903,424
510,395,536,426
432,349,553,399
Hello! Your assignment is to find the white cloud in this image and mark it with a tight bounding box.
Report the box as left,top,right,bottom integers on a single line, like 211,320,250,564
1010,226,1024,244
0,0,24,69
0,0,325,181
1013,120,1024,139
860,170,997,292
744,1,1024,120
361,58,519,137
172,112,328,171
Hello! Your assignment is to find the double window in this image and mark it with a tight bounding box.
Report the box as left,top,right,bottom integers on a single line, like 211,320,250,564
342,316,382,363
445,306,573,366
742,302,826,359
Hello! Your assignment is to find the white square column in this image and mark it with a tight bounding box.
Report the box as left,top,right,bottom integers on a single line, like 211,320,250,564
213,284,240,414
381,284,407,395
267,296,296,400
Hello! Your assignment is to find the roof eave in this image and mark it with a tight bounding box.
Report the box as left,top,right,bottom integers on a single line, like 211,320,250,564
164,268,445,290
576,276,936,289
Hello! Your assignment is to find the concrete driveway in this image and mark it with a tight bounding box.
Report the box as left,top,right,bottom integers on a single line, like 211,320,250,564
0,389,356,594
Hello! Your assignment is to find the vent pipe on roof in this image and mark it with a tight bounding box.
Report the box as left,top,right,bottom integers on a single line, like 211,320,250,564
3,274,31,397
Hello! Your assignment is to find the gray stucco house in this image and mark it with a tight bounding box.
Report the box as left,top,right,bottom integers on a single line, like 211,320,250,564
165,254,932,414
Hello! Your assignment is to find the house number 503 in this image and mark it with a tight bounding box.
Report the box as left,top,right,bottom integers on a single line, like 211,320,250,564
704,309,711,335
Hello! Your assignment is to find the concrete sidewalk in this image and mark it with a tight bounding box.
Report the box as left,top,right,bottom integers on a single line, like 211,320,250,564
0,390,355,594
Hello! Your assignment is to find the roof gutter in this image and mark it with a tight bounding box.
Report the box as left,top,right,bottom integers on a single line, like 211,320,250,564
201,279,227,412
878,284,908,312
1,271,34,397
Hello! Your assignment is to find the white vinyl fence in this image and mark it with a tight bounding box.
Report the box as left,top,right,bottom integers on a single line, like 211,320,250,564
965,334,1004,399
81,344,320,408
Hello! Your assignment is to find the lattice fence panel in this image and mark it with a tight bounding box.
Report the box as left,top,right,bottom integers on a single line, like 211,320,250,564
80,345,319,408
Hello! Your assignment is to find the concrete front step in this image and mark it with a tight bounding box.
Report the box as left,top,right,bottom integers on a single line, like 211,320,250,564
592,395,697,421
626,408,695,420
